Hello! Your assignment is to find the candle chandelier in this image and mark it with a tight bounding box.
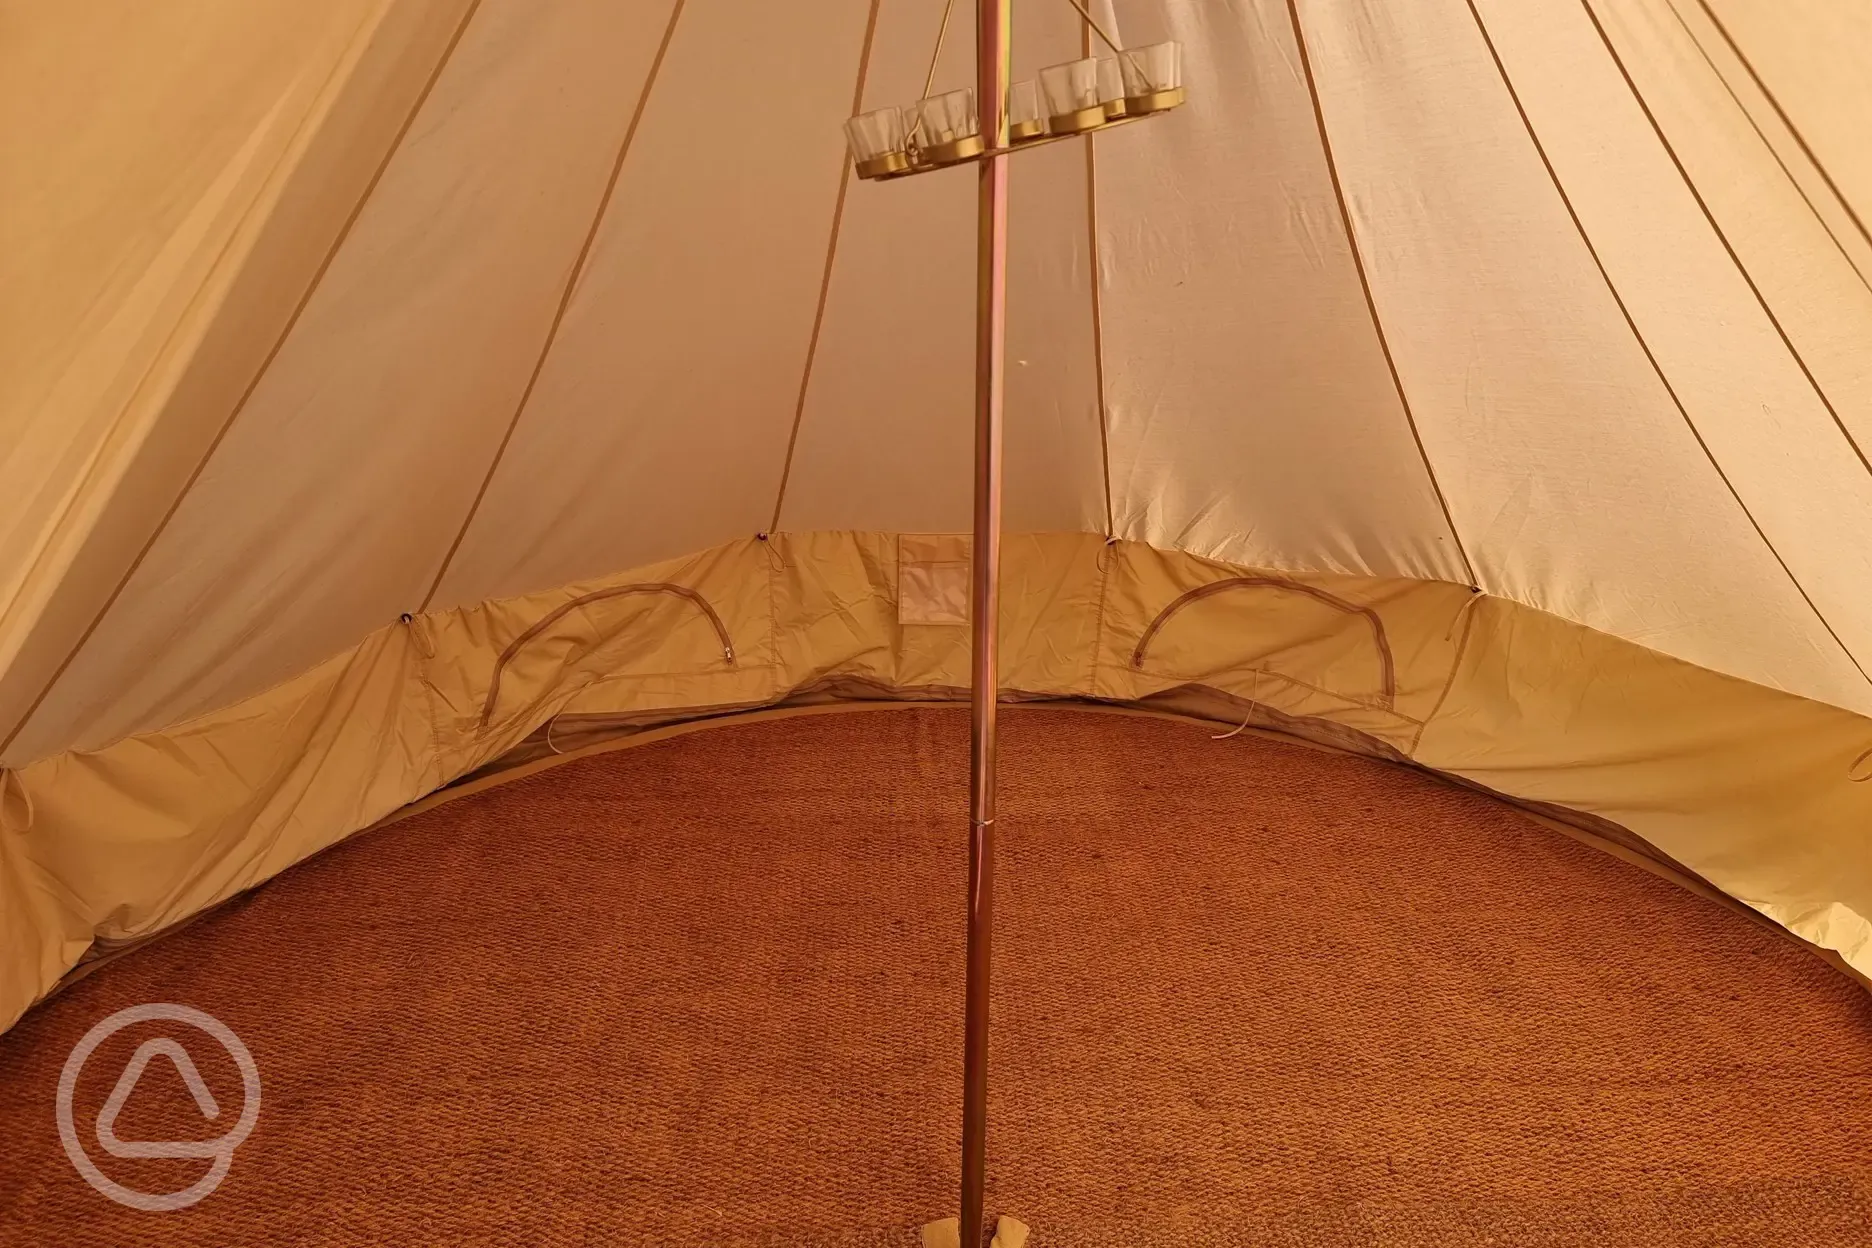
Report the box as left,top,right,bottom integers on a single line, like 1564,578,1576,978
844,1,1186,181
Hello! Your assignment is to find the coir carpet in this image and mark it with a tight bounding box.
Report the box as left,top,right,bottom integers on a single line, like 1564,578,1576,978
2,706,1869,1246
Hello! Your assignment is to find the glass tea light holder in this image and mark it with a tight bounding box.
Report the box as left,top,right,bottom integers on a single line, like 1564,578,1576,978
846,105,910,179
843,41,1184,182
1097,57,1128,119
1008,80,1046,142
1039,57,1106,134
1119,41,1186,114
915,87,984,165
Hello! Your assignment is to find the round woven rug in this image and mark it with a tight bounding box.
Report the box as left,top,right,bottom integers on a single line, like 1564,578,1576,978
2,706,1868,1246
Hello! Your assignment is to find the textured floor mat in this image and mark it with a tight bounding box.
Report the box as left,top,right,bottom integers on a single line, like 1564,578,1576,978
2,707,1868,1245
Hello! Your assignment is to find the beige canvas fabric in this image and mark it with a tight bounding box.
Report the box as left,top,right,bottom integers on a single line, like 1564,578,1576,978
2,0,1870,1032
5,534,1870,1034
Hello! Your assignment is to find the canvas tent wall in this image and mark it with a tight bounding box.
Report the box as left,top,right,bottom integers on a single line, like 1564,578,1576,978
2,0,1871,1034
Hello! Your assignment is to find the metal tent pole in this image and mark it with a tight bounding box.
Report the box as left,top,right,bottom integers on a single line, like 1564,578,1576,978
960,1,1011,1244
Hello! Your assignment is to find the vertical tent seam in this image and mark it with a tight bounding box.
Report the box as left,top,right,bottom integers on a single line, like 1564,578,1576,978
765,534,782,698
1464,0,1872,691
399,613,452,787
1281,0,1480,591
243,632,376,878
1088,540,1116,698
1579,0,1872,484
1662,0,1871,294
1411,590,1483,757
0,0,488,762
419,0,690,612
765,0,887,537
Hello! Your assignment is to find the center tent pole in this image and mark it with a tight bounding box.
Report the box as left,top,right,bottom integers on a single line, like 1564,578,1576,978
960,0,1011,1243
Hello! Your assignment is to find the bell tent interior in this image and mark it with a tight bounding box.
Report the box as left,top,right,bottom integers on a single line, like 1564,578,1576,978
3,0,1872,1244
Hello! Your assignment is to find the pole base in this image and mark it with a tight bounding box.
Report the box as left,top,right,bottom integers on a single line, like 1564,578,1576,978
920,1214,1030,1248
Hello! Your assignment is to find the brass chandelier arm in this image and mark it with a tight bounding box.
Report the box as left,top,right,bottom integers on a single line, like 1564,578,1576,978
915,0,1159,155
858,99,1180,183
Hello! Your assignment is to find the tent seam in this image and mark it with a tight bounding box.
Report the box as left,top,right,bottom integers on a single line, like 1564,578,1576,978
765,0,886,537
1411,593,1482,757
1089,541,1114,697
1687,0,1872,257
1281,0,1480,591
1661,0,1871,295
766,535,782,697
418,0,689,612
1579,0,1872,484
0,0,488,763
0,0,386,691
1465,0,1872,692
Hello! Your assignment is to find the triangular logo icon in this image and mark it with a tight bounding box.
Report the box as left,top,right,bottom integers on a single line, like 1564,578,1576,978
95,1038,222,1160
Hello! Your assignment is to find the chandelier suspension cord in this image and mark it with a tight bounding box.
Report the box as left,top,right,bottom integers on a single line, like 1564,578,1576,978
1059,0,1153,88
904,0,960,151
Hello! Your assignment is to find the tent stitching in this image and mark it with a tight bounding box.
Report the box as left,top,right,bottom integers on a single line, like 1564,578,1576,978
1088,538,1117,698
1467,0,1872,693
0,0,487,762
765,0,886,536
1663,0,1872,294
0,0,388,744
1688,0,1872,257
1282,0,1481,592
417,0,690,612
1410,589,1484,757
1580,0,1872,484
